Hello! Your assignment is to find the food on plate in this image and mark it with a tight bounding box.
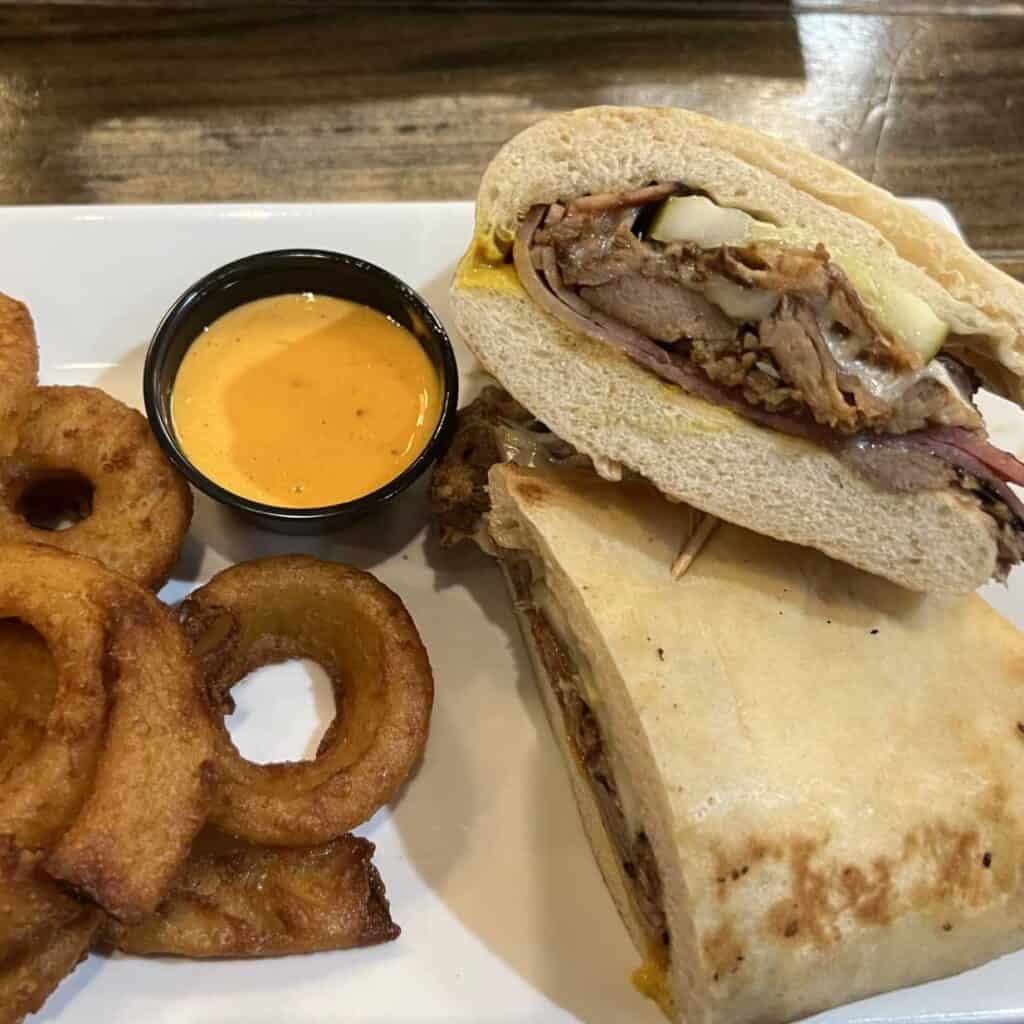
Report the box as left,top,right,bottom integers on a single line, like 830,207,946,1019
172,293,443,507
0,545,416,1018
0,838,88,962
46,578,215,923
0,287,430,1015
0,839,99,1024
0,546,160,1018
0,294,38,459
432,390,1024,1024
452,105,1024,593
0,903,100,1024
0,386,193,589
104,829,399,957
180,555,434,846
0,545,110,851
0,543,213,922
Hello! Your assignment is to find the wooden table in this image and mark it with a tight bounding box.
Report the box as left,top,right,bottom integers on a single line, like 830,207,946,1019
0,2,1021,282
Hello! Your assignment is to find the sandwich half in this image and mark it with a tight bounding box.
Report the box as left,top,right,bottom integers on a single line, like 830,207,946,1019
431,389,1024,1024
451,105,1024,593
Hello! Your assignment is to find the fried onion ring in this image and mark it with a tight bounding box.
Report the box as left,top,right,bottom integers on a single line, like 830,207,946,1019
0,838,87,963
0,600,99,1024
47,577,216,923
0,904,100,1024
181,556,433,846
0,386,193,589
0,294,38,459
0,543,214,922
103,829,399,957
0,545,109,851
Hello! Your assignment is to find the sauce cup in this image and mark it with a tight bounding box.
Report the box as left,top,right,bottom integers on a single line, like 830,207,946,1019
144,249,459,534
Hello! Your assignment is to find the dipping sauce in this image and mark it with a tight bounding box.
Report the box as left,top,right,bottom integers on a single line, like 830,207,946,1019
172,293,442,508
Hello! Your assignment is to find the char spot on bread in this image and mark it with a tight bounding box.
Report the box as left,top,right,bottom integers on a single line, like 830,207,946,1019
747,819,1012,951
702,920,745,979
514,480,551,507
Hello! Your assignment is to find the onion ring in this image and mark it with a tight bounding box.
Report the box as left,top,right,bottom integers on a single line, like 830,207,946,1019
0,386,193,589
0,545,109,851
103,829,399,957
46,572,215,923
0,294,38,458
0,904,100,1024
0,542,214,922
181,555,434,846
0,595,100,1024
0,838,87,963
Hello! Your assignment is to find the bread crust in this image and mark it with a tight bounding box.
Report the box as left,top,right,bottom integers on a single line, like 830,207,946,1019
496,560,656,960
471,105,1024,400
452,105,1023,592
485,461,1024,1024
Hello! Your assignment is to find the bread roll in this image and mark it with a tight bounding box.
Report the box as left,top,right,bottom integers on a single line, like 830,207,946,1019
451,106,1024,593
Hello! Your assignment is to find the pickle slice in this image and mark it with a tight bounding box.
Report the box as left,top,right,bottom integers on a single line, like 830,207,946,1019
647,196,761,248
833,252,948,364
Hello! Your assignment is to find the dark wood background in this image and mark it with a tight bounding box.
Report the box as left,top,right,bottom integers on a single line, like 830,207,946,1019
0,3,1021,281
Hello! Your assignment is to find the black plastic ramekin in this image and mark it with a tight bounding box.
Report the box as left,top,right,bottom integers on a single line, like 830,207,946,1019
144,249,458,534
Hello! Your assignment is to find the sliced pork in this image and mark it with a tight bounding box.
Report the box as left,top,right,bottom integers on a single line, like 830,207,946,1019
511,189,1024,571
528,193,982,436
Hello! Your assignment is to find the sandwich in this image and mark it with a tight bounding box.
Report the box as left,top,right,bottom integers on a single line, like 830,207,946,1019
451,106,1024,593
430,388,1024,1024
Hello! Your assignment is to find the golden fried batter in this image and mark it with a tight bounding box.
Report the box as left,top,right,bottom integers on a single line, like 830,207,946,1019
182,556,433,846
0,544,214,923
0,839,86,963
104,830,399,957
0,294,38,459
0,386,193,589
47,580,215,923
0,611,95,1024
0,906,100,1024
0,545,110,851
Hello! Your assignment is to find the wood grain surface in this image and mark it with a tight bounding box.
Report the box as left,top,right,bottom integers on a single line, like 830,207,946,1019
0,4,1021,281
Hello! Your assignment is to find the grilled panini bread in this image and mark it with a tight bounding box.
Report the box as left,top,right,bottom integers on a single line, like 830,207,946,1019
451,105,1024,593
431,391,1024,1024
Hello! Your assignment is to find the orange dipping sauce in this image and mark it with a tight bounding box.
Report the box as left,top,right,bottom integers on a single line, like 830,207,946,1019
172,293,442,508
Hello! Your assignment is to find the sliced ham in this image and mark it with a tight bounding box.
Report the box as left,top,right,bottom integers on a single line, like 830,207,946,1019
892,436,1024,522
920,427,1024,486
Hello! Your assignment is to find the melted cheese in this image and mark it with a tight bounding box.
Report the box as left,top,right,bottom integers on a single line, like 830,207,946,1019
824,328,977,421
632,945,674,1017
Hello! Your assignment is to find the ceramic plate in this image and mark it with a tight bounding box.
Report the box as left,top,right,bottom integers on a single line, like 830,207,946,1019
0,198,1020,1024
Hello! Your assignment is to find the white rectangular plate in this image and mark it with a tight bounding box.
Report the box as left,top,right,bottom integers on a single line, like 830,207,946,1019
0,199,1022,1024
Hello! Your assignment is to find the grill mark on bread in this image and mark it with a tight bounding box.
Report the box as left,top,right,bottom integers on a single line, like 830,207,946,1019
706,809,1014,953
515,481,550,508
702,921,745,982
838,860,894,926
